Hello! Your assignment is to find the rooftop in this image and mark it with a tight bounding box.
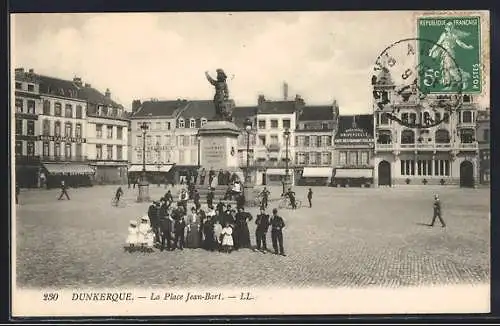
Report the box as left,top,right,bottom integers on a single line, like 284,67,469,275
258,100,298,115
37,75,81,99
298,105,334,121
78,87,122,108
178,100,217,120
132,100,187,118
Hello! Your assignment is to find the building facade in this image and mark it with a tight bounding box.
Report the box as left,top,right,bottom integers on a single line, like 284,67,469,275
294,102,339,186
333,115,375,187
476,109,490,185
14,68,42,188
372,70,480,187
79,82,129,185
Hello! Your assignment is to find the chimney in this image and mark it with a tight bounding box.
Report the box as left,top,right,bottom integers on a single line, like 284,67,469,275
84,83,91,88
258,95,266,105
283,82,288,101
73,77,83,87
28,68,34,74
15,68,25,76
105,88,111,98
132,100,142,113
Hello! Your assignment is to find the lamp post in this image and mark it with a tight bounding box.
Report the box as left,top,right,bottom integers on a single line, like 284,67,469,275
244,118,252,184
137,122,150,202
284,128,291,187
197,134,201,168
155,141,161,187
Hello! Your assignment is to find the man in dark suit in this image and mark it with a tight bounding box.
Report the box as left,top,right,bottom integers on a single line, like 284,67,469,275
270,208,286,256
159,214,174,251
207,189,214,209
148,201,161,243
193,189,201,210
307,188,313,208
58,180,70,200
430,194,446,227
255,207,270,253
173,209,186,250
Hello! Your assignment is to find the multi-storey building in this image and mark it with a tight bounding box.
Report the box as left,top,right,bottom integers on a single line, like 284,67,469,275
294,102,339,186
128,99,186,184
476,109,490,185
333,115,375,187
78,80,129,185
372,69,479,187
233,106,258,183
251,95,303,186
37,72,94,188
14,68,42,188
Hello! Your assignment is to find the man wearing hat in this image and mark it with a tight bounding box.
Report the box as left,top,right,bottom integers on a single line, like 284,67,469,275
179,188,189,212
148,201,161,243
255,207,270,253
430,194,446,227
270,208,286,256
159,212,174,251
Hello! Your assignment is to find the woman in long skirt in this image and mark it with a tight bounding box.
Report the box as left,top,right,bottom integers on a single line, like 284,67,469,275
235,207,252,249
186,207,201,248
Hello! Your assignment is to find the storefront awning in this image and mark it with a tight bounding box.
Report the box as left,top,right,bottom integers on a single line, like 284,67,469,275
302,167,333,178
43,163,95,175
128,164,174,173
334,168,373,179
266,168,287,176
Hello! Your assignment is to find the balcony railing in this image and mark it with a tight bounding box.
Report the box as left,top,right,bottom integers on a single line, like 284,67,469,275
459,143,478,149
40,155,88,162
239,160,294,168
457,121,476,129
376,144,393,150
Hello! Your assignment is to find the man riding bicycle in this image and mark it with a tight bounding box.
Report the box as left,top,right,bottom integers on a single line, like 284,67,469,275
283,187,297,210
114,186,124,206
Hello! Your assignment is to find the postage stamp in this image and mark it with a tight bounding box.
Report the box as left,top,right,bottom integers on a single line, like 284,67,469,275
417,16,482,94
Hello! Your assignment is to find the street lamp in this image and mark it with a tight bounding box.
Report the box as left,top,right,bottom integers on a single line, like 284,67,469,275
284,128,291,186
155,141,161,187
243,118,253,184
137,122,150,202
197,134,201,168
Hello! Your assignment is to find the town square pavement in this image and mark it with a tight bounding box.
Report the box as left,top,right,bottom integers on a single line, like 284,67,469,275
15,185,489,289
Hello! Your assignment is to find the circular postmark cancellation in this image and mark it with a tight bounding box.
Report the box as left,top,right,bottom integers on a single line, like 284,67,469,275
372,37,464,129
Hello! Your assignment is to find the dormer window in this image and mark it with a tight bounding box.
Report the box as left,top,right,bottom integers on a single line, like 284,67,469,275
178,118,185,128
190,118,196,129
201,118,207,127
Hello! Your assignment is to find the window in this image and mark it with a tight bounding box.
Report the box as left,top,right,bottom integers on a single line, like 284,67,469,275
106,126,113,139
271,119,278,129
434,160,450,176
297,152,306,164
309,152,317,164
75,124,82,138
360,152,369,165
15,141,23,155
190,119,196,129
76,105,83,118
165,135,171,145
27,121,35,136
107,145,113,160
258,120,266,129
380,113,389,125
401,113,409,124
15,119,23,135
349,152,357,166
435,129,450,143
443,112,450,123
27,100,35,114
65,104,73,118
96,145,103,159
54,103,62,116
178,118,185,128
322,152,331,165
27,84,34,92
201,118,207,127
65,143,72,158
183,136,189,147
147,135,152,146
483,129,490,142
156,122,161,130
136,135,142,147
401,130,415,144
283,119,291,129
409,113,417,125
42,119,50,136
75,143,82,158
310,136,317,147
401,160,415,176
136,150,142,162
304,136,310,147
117,146,123,160
190,135,197,146
339,152,347,165
460,129,475,143
96,124,103,138
377,130,392,144
43,142,50,156
435,112,441,122
179,150,185,164
117,127,123,140
54,121,61,136
316,136,321,147
43,100,51,115
417,160,433,176
15,82,22,90
64,122,72,137
270,135,278,145
101,106,108,116
258,135,266,146
54,143,61,157
462,111,472,123
156,135,162,146
15,98,23,113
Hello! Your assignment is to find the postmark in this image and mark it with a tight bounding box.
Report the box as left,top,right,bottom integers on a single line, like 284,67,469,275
372,38,464,129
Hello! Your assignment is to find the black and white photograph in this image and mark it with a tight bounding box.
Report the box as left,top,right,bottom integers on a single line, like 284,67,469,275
11,10,490,317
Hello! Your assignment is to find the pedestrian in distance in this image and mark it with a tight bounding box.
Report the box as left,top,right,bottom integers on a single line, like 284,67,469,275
15,183,20,205
430,194,446,228
57,180,70,200
270,208,286,256
113,186,124,206
255,207,270,253
307,188,313,208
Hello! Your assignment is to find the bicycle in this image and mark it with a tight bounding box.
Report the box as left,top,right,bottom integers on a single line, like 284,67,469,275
278,197,302,209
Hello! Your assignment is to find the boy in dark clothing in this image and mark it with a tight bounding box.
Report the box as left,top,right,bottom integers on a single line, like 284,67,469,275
270,208,286,256
207,189,214,209
174,214,186,250
148,201,161,243
58,181,70,200
307,188,313,208
255,208,270,252
15,183,20,204
285,188,296,209
430,194,446,227
159,215,174,251
114,186,124,206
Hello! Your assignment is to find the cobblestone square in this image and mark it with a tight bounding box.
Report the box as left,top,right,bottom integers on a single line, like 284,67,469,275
15,185,490,289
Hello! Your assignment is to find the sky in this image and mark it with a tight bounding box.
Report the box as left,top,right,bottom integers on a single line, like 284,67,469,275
11,11,489,113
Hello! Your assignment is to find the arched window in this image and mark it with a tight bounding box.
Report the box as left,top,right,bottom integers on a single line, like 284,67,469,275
54,121,61,136
54,102,62,116
43,119,51,136
76,105,83,118
377,130,392,144
435,129,450,143
462,110,472,123
178,118,185,128
43,100,51,115
64,122,73,137
409,113,417,125
401,130,415,144
65,104,73,118
423,111,431,124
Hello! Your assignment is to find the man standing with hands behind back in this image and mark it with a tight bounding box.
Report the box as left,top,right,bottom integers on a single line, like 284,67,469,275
255,207,270,253
270,208,286,256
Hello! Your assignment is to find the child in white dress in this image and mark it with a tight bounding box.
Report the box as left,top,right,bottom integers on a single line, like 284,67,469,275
138,216,152,252
125,220,138,252
213,219,223,251
221,223,234,253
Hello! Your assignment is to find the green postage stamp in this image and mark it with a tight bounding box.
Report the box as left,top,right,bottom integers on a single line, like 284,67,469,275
417,16,482,94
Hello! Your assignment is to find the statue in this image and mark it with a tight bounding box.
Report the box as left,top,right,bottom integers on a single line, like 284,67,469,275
205,69,232,121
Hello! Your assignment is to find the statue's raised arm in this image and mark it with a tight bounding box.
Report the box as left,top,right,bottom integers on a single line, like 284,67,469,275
205,71,217,86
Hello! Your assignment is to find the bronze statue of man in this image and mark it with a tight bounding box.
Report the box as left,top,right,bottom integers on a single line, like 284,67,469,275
205,69,232,121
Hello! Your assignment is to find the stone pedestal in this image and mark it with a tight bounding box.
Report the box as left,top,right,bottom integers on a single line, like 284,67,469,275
137,180,150,202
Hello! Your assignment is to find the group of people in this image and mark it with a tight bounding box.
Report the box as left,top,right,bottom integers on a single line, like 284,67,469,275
125,188,287,256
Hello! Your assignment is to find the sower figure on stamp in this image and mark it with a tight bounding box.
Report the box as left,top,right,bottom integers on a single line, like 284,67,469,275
270,208,286,256
58,180,70,200
430,194,446,227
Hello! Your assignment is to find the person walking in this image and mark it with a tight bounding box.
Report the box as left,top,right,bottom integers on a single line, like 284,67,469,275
114,186,124,206
430,194,446,227
255,207,270,253
307,188,313,208
270,208,286,256
58,180,70,200
15,183,20,205
260,187,270,210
